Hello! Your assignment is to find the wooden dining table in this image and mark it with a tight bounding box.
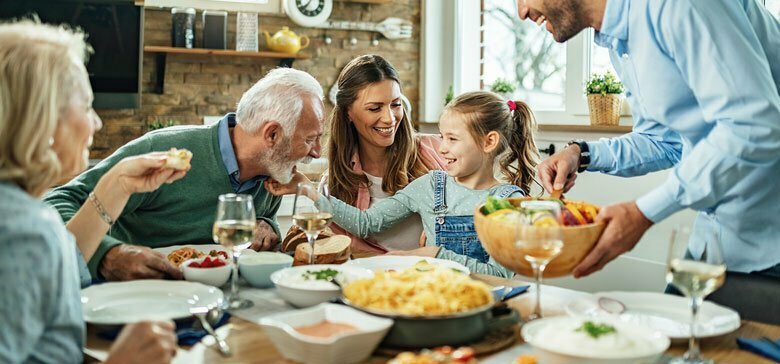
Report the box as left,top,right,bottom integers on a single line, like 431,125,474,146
84,274,779,364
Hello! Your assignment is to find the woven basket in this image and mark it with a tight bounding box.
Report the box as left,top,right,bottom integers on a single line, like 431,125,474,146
587,94,623,126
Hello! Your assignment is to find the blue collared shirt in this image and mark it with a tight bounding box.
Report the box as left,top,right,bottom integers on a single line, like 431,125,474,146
217,113,267,193
589,0,780,273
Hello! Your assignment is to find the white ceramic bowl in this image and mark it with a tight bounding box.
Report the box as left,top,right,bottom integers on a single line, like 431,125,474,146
259,303,393,364
521,316,670,364
270,264,374,307
181,257,231,288
239,252,294,288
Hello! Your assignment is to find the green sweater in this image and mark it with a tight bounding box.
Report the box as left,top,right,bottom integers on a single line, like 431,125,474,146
44,123,282,277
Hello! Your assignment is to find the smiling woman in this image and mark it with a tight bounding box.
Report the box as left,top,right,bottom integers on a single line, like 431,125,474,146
325,54,447,254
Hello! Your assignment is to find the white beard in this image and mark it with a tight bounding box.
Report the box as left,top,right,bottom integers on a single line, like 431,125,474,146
264,139,303,184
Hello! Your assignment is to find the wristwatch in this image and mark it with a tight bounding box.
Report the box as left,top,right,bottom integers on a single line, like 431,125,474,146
567,140,590,173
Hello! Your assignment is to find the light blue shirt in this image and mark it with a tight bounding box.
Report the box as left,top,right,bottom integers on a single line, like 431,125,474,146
589,0,780,273
0,183,85,363
217,113,267,193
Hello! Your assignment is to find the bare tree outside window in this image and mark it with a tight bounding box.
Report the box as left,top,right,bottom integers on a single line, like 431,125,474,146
482,0,566,110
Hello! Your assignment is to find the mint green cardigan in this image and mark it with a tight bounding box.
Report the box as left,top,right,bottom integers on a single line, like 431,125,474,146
44,123,282,277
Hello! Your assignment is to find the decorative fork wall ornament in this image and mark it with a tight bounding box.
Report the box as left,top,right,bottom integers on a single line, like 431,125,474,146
312,17,412,40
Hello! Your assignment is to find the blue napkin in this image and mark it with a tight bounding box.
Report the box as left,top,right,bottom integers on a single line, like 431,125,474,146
503,285,530,300
736,337,780,362
96,312,231,346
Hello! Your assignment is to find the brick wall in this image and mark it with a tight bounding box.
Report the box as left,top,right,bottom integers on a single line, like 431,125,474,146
91,1,421,158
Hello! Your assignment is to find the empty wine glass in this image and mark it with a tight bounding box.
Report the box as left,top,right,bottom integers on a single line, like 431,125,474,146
516,201,563,321
292,181,333,264
666,226,726,364
213,193,255,310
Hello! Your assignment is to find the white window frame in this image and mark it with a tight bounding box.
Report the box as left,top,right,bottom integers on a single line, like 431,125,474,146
421,1,631,125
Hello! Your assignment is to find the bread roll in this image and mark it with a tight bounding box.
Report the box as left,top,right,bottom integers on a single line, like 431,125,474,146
163,147,192,170
293,235,351,266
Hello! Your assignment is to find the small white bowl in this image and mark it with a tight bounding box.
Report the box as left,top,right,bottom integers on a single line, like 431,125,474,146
270,264,374,307
521,316,670,364
181,257,231,288
239,252,294,288
259,303,393,364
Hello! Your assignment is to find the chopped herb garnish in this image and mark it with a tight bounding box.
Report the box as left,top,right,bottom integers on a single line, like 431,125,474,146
302,268,339,281
576,321,616,339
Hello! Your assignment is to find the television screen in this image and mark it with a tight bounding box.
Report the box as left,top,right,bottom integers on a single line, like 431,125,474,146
0,0,142,108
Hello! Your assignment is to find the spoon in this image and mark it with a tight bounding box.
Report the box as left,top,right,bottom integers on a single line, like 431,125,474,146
191,306,232,357
598,296,626,315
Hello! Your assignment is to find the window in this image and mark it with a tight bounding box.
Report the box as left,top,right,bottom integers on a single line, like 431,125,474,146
480,1,598,123
482,0,566,110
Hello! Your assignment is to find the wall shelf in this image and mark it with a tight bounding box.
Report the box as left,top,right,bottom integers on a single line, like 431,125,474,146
143,46,311,94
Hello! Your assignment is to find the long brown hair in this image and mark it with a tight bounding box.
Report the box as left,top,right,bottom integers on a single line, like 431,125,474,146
444,91,539,195
327,55,428,204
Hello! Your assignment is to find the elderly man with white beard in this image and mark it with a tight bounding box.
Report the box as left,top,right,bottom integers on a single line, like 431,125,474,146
45,68,325,281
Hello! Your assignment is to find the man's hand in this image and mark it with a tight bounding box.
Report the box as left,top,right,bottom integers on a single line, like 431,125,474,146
537,143,581,194
105,320,177,364
572,201,653,278
100,244,183,281
250,219,280,251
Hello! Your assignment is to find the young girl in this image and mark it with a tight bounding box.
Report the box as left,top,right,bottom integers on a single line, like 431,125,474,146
267,91,539,277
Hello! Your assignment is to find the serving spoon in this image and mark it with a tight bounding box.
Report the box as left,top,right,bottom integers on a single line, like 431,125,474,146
191,306,232,357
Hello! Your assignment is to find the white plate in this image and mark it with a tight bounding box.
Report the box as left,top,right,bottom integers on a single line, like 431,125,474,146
565,291,740,340
153,244,229,257
81,280,223,325
344,255,470,274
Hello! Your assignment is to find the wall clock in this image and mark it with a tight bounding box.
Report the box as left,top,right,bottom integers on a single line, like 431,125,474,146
283,0,333,27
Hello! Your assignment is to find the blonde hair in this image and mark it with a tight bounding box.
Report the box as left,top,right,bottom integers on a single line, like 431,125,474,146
444,91,539,195
0,19,91,195
328,55,428,204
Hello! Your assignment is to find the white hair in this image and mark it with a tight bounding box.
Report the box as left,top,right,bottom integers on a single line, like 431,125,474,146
0,19,91,195
236,68,324,135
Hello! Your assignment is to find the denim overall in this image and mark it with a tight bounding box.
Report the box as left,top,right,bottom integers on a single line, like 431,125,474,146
432,171,521,263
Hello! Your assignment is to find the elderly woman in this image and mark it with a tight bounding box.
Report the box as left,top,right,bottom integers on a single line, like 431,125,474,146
326,55,446,255
0,20,183,363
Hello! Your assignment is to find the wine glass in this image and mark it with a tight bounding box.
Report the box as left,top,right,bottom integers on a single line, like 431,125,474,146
213,193,256,310
666,226,726,364
292,181,333,264
515,201,564,321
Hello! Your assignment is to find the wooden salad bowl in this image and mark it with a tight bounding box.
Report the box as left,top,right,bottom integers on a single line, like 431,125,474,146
474,197,605,278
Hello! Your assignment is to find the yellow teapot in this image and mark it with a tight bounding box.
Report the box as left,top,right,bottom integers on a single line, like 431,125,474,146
263,26,310,54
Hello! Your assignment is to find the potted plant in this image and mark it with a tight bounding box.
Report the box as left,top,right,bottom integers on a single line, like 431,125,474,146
490,78,517,100
146,119,178,132
585,72,624,126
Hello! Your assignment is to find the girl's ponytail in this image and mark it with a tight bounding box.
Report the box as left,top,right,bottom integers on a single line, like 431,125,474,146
500,100,539,195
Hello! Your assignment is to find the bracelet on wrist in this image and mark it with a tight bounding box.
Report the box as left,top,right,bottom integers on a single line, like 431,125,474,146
88,191,115,226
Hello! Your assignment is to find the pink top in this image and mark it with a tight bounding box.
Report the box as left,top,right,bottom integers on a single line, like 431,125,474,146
328,134,447,255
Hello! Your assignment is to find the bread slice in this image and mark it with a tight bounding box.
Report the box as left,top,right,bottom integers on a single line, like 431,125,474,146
293,235,351,266
163,147,192,170
281,225,334,253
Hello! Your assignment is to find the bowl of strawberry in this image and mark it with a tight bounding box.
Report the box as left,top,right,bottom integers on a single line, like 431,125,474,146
181,255,231,287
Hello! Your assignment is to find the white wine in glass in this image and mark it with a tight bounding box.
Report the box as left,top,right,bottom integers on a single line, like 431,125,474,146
516,201,563,321
665,226,726,364
214,193,256,310
292,181,333,264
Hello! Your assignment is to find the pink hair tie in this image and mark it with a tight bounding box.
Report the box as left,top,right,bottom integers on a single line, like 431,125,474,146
507,100,517,111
